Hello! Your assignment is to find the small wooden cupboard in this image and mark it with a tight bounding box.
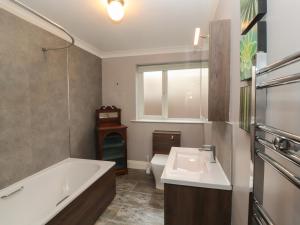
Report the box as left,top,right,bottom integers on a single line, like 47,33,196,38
96,106,128,175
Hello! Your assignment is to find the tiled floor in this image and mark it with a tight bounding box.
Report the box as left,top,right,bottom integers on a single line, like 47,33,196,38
95,169,164,225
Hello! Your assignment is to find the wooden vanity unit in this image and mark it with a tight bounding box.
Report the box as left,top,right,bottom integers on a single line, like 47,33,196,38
164,184,232,225
162,147,232,225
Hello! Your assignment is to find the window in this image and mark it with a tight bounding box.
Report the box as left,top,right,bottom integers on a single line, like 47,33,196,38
136,62,208,122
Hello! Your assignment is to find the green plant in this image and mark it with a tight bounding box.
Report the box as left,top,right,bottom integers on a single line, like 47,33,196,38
240,28,257,80
241,0,257,29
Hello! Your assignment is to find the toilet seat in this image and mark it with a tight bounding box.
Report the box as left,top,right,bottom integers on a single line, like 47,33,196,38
151,154,169,166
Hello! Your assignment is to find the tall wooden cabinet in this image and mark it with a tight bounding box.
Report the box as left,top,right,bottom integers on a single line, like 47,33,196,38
208,19,231,121
96,106,128,175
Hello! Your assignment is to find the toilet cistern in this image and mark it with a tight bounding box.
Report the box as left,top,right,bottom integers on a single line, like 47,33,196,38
198,145,216,163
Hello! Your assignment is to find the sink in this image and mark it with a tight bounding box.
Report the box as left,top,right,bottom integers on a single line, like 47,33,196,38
173,151,208,173
161,147,232,190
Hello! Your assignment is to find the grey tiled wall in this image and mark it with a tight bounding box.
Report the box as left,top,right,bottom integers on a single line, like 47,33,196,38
69,46,102,159
0,9,102,189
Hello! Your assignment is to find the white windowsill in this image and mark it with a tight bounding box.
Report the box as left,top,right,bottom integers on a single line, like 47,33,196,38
131,119,212,124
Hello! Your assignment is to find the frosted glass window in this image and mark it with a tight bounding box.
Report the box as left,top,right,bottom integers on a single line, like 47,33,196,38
137,62,208,121
143,71,162,115
168,69,201,118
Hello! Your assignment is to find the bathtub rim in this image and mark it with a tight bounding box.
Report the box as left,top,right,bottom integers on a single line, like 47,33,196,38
0,158,115,225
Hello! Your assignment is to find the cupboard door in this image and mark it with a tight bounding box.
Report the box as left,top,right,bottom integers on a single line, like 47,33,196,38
208,19,230,121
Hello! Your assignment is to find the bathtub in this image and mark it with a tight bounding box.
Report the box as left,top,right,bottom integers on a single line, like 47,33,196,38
0,158,116,225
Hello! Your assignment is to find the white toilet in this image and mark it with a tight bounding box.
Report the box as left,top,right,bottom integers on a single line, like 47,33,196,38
151,154,169,190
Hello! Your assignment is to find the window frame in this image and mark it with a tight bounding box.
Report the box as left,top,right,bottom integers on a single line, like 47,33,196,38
136,62,208,122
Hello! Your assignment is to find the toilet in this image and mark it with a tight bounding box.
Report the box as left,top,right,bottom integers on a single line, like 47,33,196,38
151,154,169,190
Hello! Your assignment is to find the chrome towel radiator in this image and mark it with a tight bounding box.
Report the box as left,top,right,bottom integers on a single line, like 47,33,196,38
251,51,300,225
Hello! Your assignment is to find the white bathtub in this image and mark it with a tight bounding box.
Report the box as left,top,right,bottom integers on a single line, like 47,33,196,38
0,158,115,225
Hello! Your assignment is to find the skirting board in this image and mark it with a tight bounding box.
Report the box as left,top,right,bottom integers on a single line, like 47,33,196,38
127,160,150,170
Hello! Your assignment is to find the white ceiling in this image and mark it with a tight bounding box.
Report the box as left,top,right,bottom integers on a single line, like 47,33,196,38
9,0,219,57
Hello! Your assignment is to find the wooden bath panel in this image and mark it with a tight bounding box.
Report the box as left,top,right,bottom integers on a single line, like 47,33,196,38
47,168,116,225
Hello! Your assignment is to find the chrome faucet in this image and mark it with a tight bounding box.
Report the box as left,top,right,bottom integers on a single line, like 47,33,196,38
198,145,216,163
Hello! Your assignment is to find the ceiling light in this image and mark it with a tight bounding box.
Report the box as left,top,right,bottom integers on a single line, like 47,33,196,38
194,28,201,46
107,0,125,22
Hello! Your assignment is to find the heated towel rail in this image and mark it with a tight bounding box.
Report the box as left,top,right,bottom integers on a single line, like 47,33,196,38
253,198,275,225
252,50,300,225
257,51,300,76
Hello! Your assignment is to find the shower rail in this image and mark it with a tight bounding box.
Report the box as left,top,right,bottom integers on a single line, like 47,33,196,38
9,0,75,52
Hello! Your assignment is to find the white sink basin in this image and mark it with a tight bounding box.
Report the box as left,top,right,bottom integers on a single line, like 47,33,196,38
161,147,232,190
174,150,208,172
